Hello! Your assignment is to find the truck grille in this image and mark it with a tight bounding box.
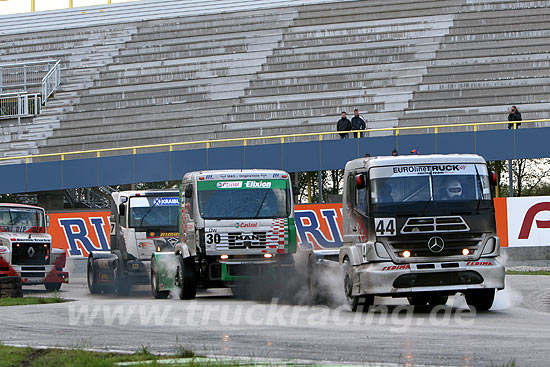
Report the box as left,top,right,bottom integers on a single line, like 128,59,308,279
11,243,49,265
227,232,267,249
401,216,469,234
387,233,482,258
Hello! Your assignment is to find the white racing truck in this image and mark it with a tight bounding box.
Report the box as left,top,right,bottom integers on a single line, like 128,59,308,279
87,190,179,295
151,170,297,299
336,154,505,311
0,203,68,291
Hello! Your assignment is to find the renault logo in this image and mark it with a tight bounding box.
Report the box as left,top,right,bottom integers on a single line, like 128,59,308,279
428,236,445,253
27,246,35,258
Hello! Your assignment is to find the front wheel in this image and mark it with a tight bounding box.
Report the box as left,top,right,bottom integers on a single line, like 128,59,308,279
176,255,197,300
343,258,360,312
465,289,495,311
151,257,169,299
45,283,62,292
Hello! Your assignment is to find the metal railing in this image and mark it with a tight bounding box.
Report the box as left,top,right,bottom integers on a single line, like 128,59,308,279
0,59,59,93
0,92,41,119
0,118,548,163
41,60,61,105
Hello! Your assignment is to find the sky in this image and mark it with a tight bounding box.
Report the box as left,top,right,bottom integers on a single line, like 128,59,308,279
0,0,137,15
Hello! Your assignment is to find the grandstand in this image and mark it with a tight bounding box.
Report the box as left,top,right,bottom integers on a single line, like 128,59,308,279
0,0,549,160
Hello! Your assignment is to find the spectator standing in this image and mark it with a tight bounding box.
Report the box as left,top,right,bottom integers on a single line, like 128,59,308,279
508,106,522,129
337,111,352,139
351,109,366,138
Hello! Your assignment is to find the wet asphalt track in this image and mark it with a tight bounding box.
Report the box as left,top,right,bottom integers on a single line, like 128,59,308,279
2,275,550,367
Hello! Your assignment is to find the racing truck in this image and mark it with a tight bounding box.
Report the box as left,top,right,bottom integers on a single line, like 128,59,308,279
336,154,505,311
87,190,179,295
151,170,297,299
0,203,68,291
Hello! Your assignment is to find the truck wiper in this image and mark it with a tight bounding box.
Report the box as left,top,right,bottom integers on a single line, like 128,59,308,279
254,191,269,218
139,199,159,228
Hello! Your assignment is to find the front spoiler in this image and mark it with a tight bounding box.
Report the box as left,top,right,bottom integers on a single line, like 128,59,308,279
353,259,505,297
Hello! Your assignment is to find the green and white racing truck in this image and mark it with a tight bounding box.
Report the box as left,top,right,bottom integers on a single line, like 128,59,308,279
151,170,297,299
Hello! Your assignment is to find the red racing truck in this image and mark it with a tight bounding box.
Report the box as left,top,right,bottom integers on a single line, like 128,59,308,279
0,203,68,291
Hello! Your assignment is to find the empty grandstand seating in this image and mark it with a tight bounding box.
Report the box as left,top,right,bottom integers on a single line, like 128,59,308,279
0,0,549,160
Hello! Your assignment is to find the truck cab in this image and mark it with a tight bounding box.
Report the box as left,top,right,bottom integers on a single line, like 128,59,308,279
340,154,505,311
0,203,68,291
87,190,178,295
151,170,297,299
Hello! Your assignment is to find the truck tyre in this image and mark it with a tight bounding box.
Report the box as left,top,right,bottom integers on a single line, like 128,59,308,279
343,258,359,312
151,256,169,299
465,289,495,311
407,295,428,306
87,256,101,294
113,260,129,296
45,283,62,292
176,255,197,300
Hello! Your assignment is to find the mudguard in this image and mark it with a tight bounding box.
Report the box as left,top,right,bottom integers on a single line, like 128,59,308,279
151,252,177,292
339,245,363,266
174,242,194,258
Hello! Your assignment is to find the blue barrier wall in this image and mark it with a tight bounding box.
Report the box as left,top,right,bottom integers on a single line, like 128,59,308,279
1,127,548,194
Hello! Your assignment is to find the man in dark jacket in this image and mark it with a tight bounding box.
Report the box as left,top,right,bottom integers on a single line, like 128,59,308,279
508,106,522,129
337,111,352,139
350,109,366,138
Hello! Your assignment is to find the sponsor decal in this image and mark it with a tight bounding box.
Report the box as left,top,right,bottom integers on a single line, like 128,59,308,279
245,181,271,189
153,197,179,206
466,261,493,266
392,165,467,174
216,181,243,189
382,264,411,271
234,222,258,229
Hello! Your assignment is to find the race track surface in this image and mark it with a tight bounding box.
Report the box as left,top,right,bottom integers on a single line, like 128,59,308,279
2,275,549,366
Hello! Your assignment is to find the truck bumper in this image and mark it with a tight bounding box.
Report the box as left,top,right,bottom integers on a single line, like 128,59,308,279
353,258,505,297
5,264,69,285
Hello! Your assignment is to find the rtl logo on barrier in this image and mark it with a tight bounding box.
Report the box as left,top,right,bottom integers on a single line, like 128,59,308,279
294,204,343,249
48,212,111,257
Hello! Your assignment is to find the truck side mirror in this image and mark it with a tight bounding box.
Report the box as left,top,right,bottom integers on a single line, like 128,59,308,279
184,184,193,198
118,203,126,216
292,183,300,197
489,171,498,186
45,214,50,228
356,174,366,190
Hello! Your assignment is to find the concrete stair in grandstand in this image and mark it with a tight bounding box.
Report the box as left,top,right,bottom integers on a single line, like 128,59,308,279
0,0,548,158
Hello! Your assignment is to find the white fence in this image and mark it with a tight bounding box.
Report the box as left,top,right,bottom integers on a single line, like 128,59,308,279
0,92,41,119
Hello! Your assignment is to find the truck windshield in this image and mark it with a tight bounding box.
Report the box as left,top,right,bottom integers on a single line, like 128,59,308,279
0,207,45,233
370,164,491,209
129,196,179,229
197,179,290,219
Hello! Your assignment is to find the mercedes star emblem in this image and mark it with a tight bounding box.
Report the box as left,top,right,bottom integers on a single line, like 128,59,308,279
428,236,445,253
27,246,36,258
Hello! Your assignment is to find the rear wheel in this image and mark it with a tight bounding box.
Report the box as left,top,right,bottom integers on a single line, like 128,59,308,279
151,257,169,299
87,256,101,294
176,255,197,300
45,283,62,292
113,261,129,296
465,289,495,311
427,295,448,306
